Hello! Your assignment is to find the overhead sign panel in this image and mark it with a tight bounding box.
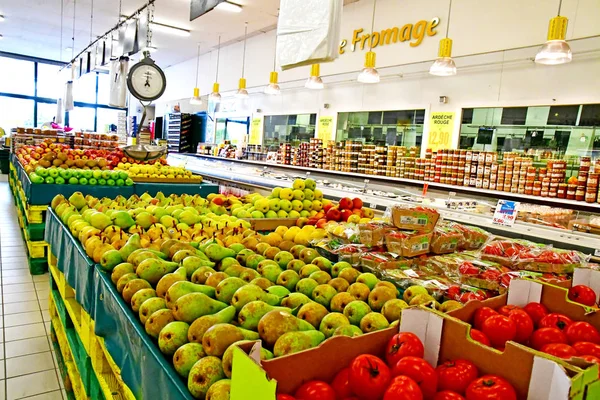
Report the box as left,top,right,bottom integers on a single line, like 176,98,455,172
190,0,226,21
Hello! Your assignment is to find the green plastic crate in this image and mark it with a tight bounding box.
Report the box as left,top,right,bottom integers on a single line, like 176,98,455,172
28,256,48,275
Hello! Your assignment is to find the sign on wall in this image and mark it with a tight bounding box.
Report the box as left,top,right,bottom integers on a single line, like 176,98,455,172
317,116,334,147
249,117,264,145
427,112,455,152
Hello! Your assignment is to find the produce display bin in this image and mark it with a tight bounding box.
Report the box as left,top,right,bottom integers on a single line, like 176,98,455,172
133,181,218,197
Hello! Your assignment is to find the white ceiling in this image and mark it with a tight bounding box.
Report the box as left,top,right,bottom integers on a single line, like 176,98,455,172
0,0,283,67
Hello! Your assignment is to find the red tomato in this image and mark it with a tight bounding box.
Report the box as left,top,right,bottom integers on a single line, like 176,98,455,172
573,342,600,358
497,305,520,316
530,327,567,350
465,375,517,400
391,356,438,399
277,395,296,400
568,285,597,307
541,343,578,359
349,355,391,400
522,302,548,327
295,381,336,400
434,391,465,400
436,360,479,394
469,329,491,346
386,333,425,367
331,368,352,399
433,390,465,400
565,321,600,345
508,309,534,344
481,315,517,348
539,313,573,332
473,307,498,330
580,355,600,378
383,375,424,400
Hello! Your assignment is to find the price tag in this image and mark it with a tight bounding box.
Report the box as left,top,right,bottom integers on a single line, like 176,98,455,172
422,183,429,196
370,203,377,209
492,199,519,227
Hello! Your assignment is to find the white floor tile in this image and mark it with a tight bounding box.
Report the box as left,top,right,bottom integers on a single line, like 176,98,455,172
6,351,55,378
2,284,35,294
1,270,31,278
5,323,46,342
3,301,40,315
6,369,60,399
3,292,38,304
5,336,50,359
26,389,64,400
2,276,32,285
4,311,43,327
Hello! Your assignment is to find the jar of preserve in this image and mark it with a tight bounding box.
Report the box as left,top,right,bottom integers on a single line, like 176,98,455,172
588,173,599,187
585,189,597,203
557,183,567,198
576,186,586,201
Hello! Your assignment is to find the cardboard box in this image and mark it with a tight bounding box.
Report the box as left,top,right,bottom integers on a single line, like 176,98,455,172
391,205,439,232
243,218,298,231
229,308,591,400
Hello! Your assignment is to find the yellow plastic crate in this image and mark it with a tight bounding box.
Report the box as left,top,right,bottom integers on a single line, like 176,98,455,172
26,239,48,259
51,316,87,400
80,308,92,354
48,252,74,300
89,335,135,400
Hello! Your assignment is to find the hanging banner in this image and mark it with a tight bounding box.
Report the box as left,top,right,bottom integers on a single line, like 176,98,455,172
317,116,334,147
427,112,454,152
249,117,264,145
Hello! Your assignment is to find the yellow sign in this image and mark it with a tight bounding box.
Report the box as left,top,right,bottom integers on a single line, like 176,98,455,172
249,117,263,145
339,17,439,54
427,112,455,152
317,116,334,147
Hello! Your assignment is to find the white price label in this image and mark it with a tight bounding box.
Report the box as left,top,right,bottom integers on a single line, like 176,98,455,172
370,203,377,209
492,199,519,227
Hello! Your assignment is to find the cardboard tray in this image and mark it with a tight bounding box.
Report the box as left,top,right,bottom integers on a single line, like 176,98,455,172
229,308,594,400
242,218,298,231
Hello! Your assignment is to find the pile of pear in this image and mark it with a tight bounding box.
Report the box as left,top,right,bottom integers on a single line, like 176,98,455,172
105,227,463,399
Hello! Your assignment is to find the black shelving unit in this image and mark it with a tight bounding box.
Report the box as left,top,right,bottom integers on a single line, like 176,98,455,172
166,113,192,153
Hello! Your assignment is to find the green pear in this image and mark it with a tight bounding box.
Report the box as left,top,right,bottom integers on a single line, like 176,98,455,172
403,285,429,303
122,279,152,304
127,249,162,266
172,249,197,264
145,309,175,339
312,257,333,272
219,257,241,271
258,263,282,283
333,325,363,337
319,312,350,338
111,263,135,285
99,249,123,272
156,267,187,298
202,324,246,357
68,191,86,209
191,266,217,284
223,264,247,278
187,356,225,400
329,278,350,293
222,341,273,378
205,244,236,262
440,300,463,313
228,243,245,254
173,293,228,324
339,268,361,284
118,234,142,261
158,321,189,356
266,285,289,299
343,301,372,326
173,343,206,378
231,284,280,312
286,259,306,273
274,251,295,269
238,301,291,331
250,277,272,290
166,281,216,309
309,271,332,285
90,212,112,230
289,245,306,259
296,278,319,298
205,378,231,400
111,210,136,229
297,302,329,329
330,292,356,313
215,277,246,304
274,330,326,357
311,284,337,308
348,282,371,302
245,254,265,270
136,258,179,285
281,293,312,309
205,272,229,288
381,299,409,323
409,293,435,306
139,297,167,325
299,264,321,278
360,312,390,333
276,270,300,291
356,273,379,290
331,261,353,277
235,249,255,265
188,306,237,343
238,268,261,283
131,288,156,313
258,310,315,347
368,286,398,312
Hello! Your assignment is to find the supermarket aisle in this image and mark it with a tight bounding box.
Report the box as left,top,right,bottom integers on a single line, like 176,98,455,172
0,176,66,400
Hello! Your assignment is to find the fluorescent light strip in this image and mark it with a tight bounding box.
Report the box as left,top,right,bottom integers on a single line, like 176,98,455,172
150,22,191,37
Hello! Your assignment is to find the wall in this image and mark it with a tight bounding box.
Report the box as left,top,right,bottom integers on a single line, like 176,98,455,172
156,0,600,152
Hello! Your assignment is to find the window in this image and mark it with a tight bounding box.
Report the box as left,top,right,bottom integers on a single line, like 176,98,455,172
69,107,96,131
461,108,474,124
37,63,62,99
501,107,527,125
74,73,97,104
97,72,111,105
547,105,579,126
37,102,60,126
0,57,34,95
580,104,600,127
263,114,317,147
97,108,122,133
0,97,34,133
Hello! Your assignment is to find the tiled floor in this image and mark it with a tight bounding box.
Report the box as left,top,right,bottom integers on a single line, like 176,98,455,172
0,175,67,399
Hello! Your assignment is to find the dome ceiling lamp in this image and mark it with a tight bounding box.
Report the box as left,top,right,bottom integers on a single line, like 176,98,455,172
236,22,249,98
357,0,380,83
305,64,324,89
209,35,222,103
429,0,457,76
535,0,572,65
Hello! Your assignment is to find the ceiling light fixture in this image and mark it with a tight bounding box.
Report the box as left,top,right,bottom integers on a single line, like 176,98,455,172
358,0,380,83
190,43,202,105
0,34,3,40
209,36,222,103
149,21,190,37
216,1,242,13
305,64,324,89
236,22,249,98
430,0,457,76
535,0,572,65
265,35,280,95
0,15,5,22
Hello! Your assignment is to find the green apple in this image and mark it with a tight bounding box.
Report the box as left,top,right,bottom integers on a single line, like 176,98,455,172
110,171,121,180
125,178,134,186
59,169,72,179
82,170,93,179
92,170,102,179
98,178,107,185
107,179,115,186
118,171,129,180
88,178,98,185
44,176,55,184
68,177,79,185
29,173,44,184
116,179,125,186
101,171,111,180
48,168,59,178
78,177,88,185
55,176,65,185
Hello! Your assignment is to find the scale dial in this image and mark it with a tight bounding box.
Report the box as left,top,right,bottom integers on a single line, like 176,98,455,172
127,57,166,102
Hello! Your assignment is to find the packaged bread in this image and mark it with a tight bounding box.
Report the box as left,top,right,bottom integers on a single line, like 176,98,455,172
390,205,440,232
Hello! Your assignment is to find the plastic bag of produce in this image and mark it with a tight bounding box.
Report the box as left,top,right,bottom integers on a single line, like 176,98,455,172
479,238,544,267
384,230,433,257
326,222,360,244
357,222,395,247
359,252,414,271
445,221,491,250
515,248,590,274
430,223,464,254
390,204,440,232
456,259,512,291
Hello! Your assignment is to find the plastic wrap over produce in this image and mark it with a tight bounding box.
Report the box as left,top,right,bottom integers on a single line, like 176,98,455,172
277,0,343,70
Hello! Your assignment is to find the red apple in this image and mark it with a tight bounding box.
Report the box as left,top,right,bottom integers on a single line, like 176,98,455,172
326,208,342,222
352,209,363,217
316,218,328,229
568,285,597,307
314,211,325,219
340,209,353,222
323,203,333,213
339,197,353,210
305,218,318,226
352,198,363,209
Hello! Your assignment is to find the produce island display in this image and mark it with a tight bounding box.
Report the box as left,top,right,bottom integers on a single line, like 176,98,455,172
18,168,599,400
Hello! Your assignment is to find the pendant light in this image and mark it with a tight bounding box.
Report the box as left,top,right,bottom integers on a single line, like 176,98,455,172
236,22,249,98
265,35,281,95
190,43,202,105
64,0,76,112
305,64,324,89
209,36,222,103
430,0,457,76
535,0,572,65
357,0,380,83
